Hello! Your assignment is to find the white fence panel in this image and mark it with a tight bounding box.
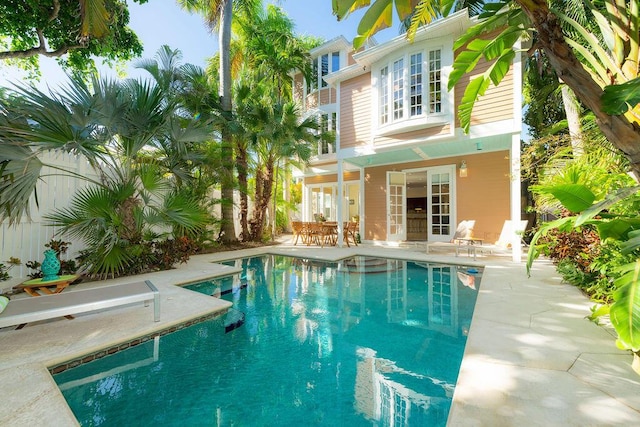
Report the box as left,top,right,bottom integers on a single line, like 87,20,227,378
1,152,96,279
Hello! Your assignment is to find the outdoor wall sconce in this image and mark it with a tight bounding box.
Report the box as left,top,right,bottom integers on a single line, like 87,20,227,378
459,160,468,178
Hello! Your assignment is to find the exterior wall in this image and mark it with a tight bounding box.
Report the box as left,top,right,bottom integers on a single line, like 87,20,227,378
373,124,451,145
340,73,372,149
456,151,511,241
319,87,337,105
454,59,514,128
304,170,360,185
347,51,356,66
362,151,510,241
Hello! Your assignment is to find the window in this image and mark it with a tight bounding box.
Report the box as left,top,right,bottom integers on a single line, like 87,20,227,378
321,54,329,87
429,49,442,113
379,66,389,125
332,51,340,72
392,58,404,120
410,53,423,116
306,51,341,93
377,48,443,126
318,112,336,155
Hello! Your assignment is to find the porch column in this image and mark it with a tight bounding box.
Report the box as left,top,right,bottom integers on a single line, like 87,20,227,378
337,159,344,247
510,133,522,262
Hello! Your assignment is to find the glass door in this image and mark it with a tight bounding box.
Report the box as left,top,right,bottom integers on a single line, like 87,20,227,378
387,171,406,241
427,166,455,242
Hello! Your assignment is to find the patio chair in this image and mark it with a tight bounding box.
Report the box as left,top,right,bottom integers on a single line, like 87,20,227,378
426,220,477,256
291,221,308,245
343,221,359,247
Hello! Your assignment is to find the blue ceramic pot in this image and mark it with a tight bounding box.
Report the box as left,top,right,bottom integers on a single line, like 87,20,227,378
41,249,61,281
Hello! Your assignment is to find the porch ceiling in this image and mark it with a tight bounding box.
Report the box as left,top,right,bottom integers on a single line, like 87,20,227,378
308,134,514,175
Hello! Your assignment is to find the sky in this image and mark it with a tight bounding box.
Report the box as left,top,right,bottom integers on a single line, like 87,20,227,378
0,0,399,89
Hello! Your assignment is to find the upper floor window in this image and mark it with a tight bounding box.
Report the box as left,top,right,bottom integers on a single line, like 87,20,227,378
380,66,389,125
378,48,443,126
429,50,442,113
318,112,337,155
306,51,341,93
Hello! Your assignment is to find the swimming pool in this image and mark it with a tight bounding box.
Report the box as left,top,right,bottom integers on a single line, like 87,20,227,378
54,255,481,426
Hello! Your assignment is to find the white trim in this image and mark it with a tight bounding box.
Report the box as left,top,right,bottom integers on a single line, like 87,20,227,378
370,42,454,137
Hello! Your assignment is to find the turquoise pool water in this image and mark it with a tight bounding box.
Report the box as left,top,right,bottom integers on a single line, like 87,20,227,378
54,255,481,426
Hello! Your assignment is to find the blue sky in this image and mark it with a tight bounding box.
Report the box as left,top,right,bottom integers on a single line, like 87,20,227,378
0,1,398,88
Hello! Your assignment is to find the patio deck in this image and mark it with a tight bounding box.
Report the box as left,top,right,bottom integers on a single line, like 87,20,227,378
0,239,638,426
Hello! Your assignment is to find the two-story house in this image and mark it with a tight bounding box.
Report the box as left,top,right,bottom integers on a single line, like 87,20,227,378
293,10,523,260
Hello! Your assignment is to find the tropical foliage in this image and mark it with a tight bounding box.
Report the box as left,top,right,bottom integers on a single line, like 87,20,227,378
0,0,147,75
0,71,213,278
527,161,640,362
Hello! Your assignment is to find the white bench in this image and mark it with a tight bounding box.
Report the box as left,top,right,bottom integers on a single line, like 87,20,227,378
0,280,160,329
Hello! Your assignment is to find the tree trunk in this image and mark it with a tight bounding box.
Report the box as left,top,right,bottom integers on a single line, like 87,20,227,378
250,163,275,241
218,0,237,243
517,1,640,178
236,140,250,241
250,169,265,240
560,84,584,157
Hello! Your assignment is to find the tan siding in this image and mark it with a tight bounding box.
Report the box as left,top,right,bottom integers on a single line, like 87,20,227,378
362,151,511,242
340,73,371,149
319,87,337,105
363,167,388,240
454,59,514,128
456,151,511,241
347,51,356,66
304,170,360,185
344,171,360,181
373,124,451,145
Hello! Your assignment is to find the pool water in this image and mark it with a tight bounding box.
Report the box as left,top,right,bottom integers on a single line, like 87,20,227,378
54,255,481,426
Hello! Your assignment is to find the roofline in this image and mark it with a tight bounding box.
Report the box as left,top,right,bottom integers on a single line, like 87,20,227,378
352,9,472,67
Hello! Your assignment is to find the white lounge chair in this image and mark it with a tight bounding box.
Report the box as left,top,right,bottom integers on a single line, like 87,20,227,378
426,220,479,256
476,220,529,257
0,280,160,330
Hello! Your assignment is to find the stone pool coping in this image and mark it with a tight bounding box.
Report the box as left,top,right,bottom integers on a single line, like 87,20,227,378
1,241,639,426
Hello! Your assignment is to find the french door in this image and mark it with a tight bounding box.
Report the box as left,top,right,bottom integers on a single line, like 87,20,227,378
386,171,406,241
427,166,455,242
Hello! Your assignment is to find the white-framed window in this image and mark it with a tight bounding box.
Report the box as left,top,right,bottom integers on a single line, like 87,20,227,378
379,66,389,125
392,58,404,120
318,111,337,155
377,47,444,127
410,52,423,116
306,51,341,93
429,49,442,113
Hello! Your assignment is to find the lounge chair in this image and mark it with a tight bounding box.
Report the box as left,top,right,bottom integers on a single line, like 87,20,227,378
0,280,160,330
426,220,478,256
476,220,528,257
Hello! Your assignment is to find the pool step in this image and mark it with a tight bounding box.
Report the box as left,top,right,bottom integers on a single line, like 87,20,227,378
213,282,248,297
341,258,399,274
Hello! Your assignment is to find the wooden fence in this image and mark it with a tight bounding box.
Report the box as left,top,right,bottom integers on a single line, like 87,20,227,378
0,152,94,280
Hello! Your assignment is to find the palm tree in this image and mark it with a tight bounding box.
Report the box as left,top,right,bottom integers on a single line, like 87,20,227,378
178,0,261,243
235,79,318,240
0,73,212,277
